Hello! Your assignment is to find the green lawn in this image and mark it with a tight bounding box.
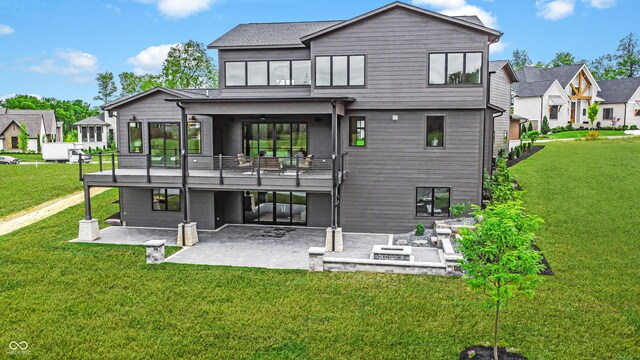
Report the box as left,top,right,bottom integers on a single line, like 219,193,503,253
2,153,43,161
0,139,639,358
0,162,110,219
542,129,627,139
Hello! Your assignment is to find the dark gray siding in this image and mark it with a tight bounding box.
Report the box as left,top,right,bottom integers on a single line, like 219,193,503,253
219,48,312,97
307,193,331,227
120,188,215,229
115,91,214,169
489,67,512,156
310,7,489,110
340,109,483,233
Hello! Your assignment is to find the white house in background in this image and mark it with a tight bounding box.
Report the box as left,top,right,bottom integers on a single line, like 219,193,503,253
0,108,62,152
102,111,118,147
74,115,111,150
512,64,601,131
597,77,640,128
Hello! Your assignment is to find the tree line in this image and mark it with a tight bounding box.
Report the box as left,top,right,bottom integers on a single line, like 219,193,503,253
510,32,640,80
94,40,218,105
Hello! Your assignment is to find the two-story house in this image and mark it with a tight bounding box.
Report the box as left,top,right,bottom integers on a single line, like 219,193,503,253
512,64,601,131
78,2,503,244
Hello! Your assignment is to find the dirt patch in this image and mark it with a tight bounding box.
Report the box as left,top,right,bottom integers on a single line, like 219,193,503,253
507,146,545,167
459,346,527,360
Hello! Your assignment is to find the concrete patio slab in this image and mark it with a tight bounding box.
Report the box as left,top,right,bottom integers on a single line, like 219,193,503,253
71,226,179,246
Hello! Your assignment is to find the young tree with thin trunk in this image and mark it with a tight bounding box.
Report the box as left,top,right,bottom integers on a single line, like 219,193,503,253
18,122,29,153
458,202,544,360
588,102,600,129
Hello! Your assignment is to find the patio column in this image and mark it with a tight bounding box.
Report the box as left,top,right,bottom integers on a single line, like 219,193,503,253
176,102,198,246
326,101,343,252
78,181,100,241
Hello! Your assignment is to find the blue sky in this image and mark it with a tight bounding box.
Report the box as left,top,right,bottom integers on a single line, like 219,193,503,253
0,0,637,105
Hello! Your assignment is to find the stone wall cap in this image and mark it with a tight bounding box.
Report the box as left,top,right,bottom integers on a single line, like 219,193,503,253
323,256,446,268
436,228,452,235
145,240,166,247
308,246,326,254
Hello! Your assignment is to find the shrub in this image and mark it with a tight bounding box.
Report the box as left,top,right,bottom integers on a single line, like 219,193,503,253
596,121,601,129
521,123,527,136
584,130,600,141
491,156,518,203
631,125,638,130
541,116,550,135
483,170,492,201
527,122,534,133
528,130,540,146
514,147,522,158
622,125,629,130
508,150,515,159
566,122,573,131
415,223,425,236
450,202,471,218
497,148,506,159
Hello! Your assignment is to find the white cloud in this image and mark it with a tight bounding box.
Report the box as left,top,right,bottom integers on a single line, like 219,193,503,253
583,0,615,8
136,0,215,19
27,50,98,75
412,0,498,29
490,41,509,54
0,24,15,35
536,0,575,20
127,44,177,75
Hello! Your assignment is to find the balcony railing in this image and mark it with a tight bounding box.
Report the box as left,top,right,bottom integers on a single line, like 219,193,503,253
81,153,348,188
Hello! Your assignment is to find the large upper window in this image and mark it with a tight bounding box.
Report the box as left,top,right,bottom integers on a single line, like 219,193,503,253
426,116,445,148
549,105,560,120
416,187,450,217
152,188,181,211
226,60,311,87
149,123,180,167
429,52,483,85
315,55,365,87
243,122,308,158
349,117,366,147
128,122,142,153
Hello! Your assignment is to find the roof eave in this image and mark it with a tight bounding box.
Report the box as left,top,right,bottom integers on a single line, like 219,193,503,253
208,43,307,50
165,96,356,103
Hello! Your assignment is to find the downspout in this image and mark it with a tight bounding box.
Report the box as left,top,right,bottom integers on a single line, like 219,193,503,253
176,102,189,246
624,102,627,126
331,100,337,252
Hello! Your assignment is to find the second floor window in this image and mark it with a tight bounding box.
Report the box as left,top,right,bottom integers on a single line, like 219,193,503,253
226,60,311,87
429,52,482,85
426,116,445,147
187,121,202,154
315,55,365,87
349,117,366,147
128,122,142,153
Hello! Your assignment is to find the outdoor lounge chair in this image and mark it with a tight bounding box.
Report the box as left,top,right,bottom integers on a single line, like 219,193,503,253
297,155,314,170
254,157,284,174
237,154,253,170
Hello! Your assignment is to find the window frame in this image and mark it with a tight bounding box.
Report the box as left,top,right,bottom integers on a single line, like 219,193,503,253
427,52,484,86
635,109,640,117
425,115,446,149
128,122,143,154
314,54,367,88
549,105,560,120
225,60,312,87
11,136,18,149
348,116,366,147
187,120,202,155
151,188,182,212
415,186,451,218
603,108,614,120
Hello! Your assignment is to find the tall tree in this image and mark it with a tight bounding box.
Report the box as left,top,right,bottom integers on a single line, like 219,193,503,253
118,72,142,98
94,72,118,104
161,40,218,89
613,32,640,78
589,55,622,80
549,52,576,67
511,49,531,70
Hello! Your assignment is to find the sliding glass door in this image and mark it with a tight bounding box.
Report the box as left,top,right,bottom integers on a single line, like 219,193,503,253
243,191,307,225
243,122,307,158
149,123,180,167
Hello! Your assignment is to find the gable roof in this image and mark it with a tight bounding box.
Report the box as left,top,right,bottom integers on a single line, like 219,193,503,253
74,116,110,126
300,2,502,44
3,109,56,135
489,60,518,82
512,79,556,97
515,64,587,88
208,21,341,49
0,114,44,138
102,87,214,111
597,77,640,104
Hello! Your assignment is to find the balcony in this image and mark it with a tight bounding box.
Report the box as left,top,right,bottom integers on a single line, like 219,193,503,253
81,154,347,192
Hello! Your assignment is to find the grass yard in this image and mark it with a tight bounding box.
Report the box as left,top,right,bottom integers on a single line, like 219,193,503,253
1,153,44,161
541,129,627,139
0,162,110,219
0,139,639,358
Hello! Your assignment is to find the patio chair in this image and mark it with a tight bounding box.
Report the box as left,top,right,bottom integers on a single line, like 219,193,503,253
237,154,252,170
255,157,284,174
297,155,314,170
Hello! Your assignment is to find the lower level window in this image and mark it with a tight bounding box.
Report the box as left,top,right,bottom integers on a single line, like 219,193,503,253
152,188,181,211
603,108,613,120
549,105,559,120
416,187,450,217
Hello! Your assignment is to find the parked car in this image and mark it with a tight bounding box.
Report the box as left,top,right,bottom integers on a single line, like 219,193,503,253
70,150,92,164
0,156,20,164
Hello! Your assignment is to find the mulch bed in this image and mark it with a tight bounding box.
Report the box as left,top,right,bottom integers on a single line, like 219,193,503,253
507,145,545,167
533,244,554,276
459,346,527,360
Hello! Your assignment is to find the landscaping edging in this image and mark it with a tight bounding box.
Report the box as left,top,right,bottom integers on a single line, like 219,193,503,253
507,145,544,167
459,346,527,360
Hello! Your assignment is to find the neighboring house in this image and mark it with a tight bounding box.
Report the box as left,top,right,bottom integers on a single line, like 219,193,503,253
512,64,601,131
80,2,503,237
488,60,518,156
0,108,62,152
74,114,112,150
103,110,118,148
597,77,640,127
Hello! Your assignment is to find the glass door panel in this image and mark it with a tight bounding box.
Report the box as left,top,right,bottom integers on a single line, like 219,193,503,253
165,123,180,167
275,123,291,158
274,192,292,223
291,192,307,225
149,123,165,167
